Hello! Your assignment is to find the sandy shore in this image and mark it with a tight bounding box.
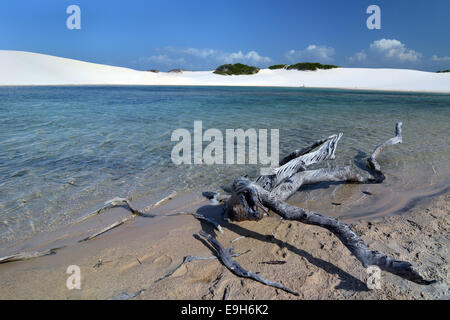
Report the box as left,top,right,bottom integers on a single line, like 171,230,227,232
0,186,448,300
1,50,450,92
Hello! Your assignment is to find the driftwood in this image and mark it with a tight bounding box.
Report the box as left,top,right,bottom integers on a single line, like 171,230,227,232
0,246,64,264
199,231,299,296
155,248,251,283
163,211,224,234
226,122,435,285
192,213,224,234
76,191,177,224
79,216,134,242
109,289,146,300
0,193,180,263
222,284,231,300
78,192,225,242
260,260,287,265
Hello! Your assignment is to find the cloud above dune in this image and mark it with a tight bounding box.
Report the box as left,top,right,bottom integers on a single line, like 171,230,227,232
221,50,272,64
137,47,271,70
349,39,422,65
285,45,336,63
138,54,186,66
431,55,450,62
180,48,271,64
348,50,368,63
370,39,421,62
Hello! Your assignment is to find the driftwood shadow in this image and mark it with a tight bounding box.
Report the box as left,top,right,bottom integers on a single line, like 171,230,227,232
195,203,369,292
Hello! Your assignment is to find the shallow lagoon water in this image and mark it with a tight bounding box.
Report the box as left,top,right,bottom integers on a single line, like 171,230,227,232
0,86,449,246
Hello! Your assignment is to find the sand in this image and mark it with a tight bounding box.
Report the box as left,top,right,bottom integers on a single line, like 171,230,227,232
0,187,448,300
0,50,450,92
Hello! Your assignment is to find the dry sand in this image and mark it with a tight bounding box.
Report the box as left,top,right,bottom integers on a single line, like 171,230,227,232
0,188,448,300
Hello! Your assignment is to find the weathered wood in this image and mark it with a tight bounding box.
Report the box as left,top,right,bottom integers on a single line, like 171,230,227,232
367,122,403,182
199,231,299,296
270,166,368,200
0,246,65,264
234,177,433,284
222,284,231,300
166,211,224,234
278,135,341,166
154,249,251,283
227,131,347,221
260,260,287,265
255,133,343,192
77,191,177,223
109,289,146,300
79,216,133,242
192,213,224,234
140,192,177,214
227,122,435,285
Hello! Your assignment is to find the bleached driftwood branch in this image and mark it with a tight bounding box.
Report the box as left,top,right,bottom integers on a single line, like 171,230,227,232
199,231,299,296
0,246,65,264
79,216,134,242
367,122,403,183
80,210,223,243
155,248,250,283
226,122,435,285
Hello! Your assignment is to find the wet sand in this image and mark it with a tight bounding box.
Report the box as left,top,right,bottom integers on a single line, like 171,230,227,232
0,185,448,300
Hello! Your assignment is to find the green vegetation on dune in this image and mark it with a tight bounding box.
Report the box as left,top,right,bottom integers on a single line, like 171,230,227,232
213,62,338,75
436,70,450,73
268,64,288,70
286,62,339,71
214,63,260,75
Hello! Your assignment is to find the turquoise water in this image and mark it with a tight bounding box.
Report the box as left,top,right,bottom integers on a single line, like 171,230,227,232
0,86,449,246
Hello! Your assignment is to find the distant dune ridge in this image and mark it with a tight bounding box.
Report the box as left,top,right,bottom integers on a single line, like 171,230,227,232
0,50,449,92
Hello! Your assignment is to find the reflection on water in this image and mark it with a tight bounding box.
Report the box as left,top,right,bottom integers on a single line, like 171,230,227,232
0,86,449,245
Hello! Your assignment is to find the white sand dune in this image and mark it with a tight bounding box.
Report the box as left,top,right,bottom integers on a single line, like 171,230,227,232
0,50,449,92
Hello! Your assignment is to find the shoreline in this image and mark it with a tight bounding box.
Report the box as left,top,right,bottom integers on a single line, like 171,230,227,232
1,84,450,95
0,186,448,299
2,175,448,257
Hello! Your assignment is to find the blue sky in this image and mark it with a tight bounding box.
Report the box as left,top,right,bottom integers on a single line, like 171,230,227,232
0,0,449,71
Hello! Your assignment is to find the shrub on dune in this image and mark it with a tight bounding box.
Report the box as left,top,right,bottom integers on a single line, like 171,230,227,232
213,63,260,75
287,62,338,71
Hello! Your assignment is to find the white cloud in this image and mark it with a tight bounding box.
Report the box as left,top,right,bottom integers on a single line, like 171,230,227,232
181,48,271,64
285,45,335,63
139,47,271,69
138,54,185,66
182,48,218,59
220,50,271,64
348,39,422,66
349,50,367,63
369,39,422,62
432,55,450,61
